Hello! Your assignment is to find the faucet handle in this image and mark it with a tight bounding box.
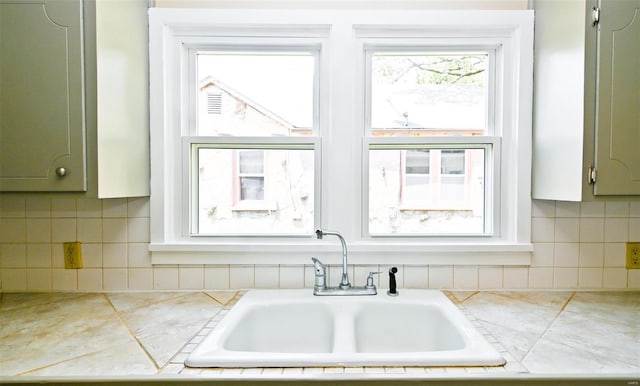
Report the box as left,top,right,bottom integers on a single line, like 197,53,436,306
365,271,382,289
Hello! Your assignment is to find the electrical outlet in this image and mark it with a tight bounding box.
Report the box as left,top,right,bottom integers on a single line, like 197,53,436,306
627,242,640,269
63,242,83,269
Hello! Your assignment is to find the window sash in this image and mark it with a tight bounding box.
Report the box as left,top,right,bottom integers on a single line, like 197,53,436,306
187,137,320,237
363,137,500,237
362,44,498,138
184,42,322,138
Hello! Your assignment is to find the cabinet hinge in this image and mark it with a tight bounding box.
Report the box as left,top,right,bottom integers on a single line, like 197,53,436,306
588,166,597,185
592,6,600,27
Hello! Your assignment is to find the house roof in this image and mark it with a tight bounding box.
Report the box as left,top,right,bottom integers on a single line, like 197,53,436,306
200,76,485,133
200,76,305,131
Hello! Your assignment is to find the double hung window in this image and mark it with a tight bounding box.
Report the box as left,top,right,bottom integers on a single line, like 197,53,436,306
149,9,533,264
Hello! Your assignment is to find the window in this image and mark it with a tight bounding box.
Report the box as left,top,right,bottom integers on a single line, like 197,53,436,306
192,50,318,236
237,150,265,201
149,9,533,264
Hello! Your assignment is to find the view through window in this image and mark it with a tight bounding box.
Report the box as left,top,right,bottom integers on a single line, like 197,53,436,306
194,52,316,235
367,53,490,235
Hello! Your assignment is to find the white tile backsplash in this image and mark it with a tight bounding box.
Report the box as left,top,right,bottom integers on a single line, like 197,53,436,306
78,268,103,290
51,198,76,218
26,244,51,268
103,244,128,268
1,197,639,291
179,266,205,289
279,265,304,289
403,265,429,288
554,218,580,242
52,218,77,242
153,266,179,289
204,266,230,289
229,265,255,288
77,218,102,243
26,197,50,217
605,201,629,217
478,266,503,289
604,218,629,242
26,219,50,243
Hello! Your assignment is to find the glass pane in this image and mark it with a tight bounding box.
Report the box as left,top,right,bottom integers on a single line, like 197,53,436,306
441,150,465,175
197,52,315,136
405,149,430,175
240,177,264,200
369,148,486,235
239,150,264,174
196,148,314,235
371,53,488,136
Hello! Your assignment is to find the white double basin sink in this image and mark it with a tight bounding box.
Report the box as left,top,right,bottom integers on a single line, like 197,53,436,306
185,289,504,368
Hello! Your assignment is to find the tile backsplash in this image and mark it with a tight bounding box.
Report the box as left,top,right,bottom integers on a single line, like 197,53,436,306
1,196,638,291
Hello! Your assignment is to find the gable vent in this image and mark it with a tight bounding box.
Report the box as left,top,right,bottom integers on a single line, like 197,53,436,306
207,92,222,114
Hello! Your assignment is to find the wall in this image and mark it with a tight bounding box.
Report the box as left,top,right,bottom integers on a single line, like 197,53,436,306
1,0,638,292
0,196,638,291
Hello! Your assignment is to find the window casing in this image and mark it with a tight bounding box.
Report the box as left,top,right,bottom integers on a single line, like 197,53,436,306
149,9,533,265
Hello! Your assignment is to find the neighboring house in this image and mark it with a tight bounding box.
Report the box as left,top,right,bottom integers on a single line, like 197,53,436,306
197,77,482,235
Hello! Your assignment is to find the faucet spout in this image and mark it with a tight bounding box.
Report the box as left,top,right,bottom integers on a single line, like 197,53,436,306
315,229,350,289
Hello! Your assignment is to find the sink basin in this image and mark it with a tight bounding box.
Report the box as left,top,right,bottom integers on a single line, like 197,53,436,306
185,289,504,368
224,303,333,353
354,303,465,353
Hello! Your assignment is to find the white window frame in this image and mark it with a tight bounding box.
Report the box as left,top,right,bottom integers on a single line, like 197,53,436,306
149,9,533,265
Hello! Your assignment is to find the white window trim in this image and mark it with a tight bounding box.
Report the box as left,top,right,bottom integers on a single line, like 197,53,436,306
149,8,534,265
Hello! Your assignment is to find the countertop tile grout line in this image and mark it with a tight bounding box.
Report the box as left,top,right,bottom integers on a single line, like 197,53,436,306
102,293,161,371
519,291,577,365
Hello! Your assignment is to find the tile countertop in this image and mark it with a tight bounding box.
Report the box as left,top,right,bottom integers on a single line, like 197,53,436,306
0,290,638,384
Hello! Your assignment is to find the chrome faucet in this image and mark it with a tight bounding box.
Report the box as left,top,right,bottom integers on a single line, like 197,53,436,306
315,229,350,289
312,229,379,296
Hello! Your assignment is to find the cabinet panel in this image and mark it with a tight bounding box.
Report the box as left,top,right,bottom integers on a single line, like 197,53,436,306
594,0,640,195
0,0,86,191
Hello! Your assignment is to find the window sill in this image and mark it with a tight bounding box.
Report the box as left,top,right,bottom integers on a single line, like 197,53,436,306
149,242,532,266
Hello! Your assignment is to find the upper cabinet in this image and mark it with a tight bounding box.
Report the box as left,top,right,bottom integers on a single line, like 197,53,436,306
0,0,87,191
532,0,640,201
0,0,149,197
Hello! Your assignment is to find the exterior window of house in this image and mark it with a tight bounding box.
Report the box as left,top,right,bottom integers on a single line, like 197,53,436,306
238,150,265,201
149,9,533,263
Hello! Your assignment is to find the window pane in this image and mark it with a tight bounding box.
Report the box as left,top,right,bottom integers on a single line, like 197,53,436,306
240,177,264,200
196,148,314,235
239,150,264,174
369,148,486,235
441,150,465,175
197,52,315,136
371,53,488,136
405,149,430,175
